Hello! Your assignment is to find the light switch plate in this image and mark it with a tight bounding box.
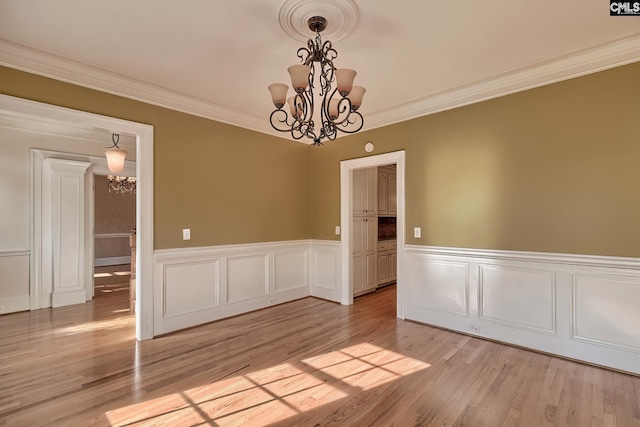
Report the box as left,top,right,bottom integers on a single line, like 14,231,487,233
182,228,191,240
414,227,421,238
335,226,341,235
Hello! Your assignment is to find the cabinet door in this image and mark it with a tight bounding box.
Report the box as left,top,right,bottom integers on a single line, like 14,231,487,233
353,253,364,293
352,169,364,214
352,217,365,255
377,251,389,285
389,250,397,281
388,173,397,215
365,252,377,289
365,218,377,253
377,171,388,215
364,167,377,215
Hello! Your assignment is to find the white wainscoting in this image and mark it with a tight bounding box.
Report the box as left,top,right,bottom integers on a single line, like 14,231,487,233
309,240,342,303
405,245,640,374
154,240,312,335
0,250,30,314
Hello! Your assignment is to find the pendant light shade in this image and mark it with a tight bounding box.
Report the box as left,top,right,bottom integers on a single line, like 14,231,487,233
105,148,127,173
105,133,127,173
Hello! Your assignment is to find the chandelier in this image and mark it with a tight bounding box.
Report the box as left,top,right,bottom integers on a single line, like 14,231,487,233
107,175,136,195
268,16,365,146
105,133,127,173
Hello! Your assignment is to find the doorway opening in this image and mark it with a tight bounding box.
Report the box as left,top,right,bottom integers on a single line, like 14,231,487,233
340,150,406,319
93,173,137,311
0,94,154,340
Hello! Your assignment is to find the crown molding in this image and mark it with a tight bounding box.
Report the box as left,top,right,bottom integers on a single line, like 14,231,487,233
365,32,640,131
0,39,278,138
2,33,640,141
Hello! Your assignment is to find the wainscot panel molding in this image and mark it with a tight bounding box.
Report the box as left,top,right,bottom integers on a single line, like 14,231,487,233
154,240,312,335
0,250,30,314
309,240,342,303
405,245,640,374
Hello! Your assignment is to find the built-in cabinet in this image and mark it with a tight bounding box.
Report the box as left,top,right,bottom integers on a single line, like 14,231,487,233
352,167,378,296
352,216,378,295
377,165,397,216
352,165,397,297
353,167,378,216
377,240,397,286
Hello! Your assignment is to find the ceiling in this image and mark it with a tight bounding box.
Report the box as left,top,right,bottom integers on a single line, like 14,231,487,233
1,0,639,143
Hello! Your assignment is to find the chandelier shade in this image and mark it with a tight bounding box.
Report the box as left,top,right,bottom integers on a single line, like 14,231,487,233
268,83,289,108
269,16,365,145
105,148,127,173
104,133,127,173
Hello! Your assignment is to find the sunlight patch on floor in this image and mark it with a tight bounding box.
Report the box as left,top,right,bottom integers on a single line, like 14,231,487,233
94,272,113,278
56,316,135,335
113,271,131,276
105,343,430,426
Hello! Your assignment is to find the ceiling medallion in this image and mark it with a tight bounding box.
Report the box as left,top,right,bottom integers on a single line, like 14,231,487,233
277,0,359,43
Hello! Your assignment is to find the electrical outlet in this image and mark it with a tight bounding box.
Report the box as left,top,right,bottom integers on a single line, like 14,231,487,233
469,324,480,333
414,227,421,238
335,226,341,235
182,228,191,240
269,299,276,304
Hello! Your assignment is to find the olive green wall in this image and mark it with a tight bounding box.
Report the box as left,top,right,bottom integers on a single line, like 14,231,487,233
0,66,310,249
310,62,640,257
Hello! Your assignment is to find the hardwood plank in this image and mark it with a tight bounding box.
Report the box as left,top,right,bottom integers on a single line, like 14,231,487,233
0,286,639,426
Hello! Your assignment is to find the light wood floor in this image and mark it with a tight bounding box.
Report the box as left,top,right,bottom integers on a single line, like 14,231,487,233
94,264,131,298
1,287,639,426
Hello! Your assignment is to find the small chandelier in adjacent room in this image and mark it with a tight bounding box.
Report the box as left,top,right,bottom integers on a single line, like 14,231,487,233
104,133,127,173
269,16,365,146
107,175,136,195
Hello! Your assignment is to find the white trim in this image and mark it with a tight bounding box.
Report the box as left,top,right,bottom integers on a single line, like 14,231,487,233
404,244,640,374
340,151,406,318
405,245,640,270
154,240,311,335
1,34,639,140
0,250,29,257
154,240,311,261
309,239,342,302
364,33,640,132
95,256,132,267
95,233,132,239
0,94,154,341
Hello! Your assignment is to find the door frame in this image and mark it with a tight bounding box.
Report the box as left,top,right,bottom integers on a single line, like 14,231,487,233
0,94,154,341
340,150,406,319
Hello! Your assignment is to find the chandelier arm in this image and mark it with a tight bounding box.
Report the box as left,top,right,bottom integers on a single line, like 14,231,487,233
269,109,295,132
335,110,364,134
